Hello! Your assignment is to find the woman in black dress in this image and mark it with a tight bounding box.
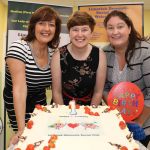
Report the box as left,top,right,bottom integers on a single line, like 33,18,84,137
51,11,107,106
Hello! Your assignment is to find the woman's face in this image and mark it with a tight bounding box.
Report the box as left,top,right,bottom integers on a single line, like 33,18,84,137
69,25,92,49
106,16,131,50
34,19,56,45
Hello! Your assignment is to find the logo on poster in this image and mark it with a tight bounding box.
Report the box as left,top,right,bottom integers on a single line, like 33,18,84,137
0,117,3,134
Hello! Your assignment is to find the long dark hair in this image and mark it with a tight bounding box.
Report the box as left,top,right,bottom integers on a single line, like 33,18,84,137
104,10,149,67
24,6,61,49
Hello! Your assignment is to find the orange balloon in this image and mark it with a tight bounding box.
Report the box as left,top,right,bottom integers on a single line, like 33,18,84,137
107,82,144,122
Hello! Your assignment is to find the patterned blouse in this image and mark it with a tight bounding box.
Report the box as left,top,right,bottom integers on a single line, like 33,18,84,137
60,44,99,105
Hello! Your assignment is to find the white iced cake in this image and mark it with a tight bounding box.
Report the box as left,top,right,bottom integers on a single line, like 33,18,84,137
14,104,139,150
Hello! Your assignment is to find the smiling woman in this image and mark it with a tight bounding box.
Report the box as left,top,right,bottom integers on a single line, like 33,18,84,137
3,6,61,146
103,10,150,148
51,11,107,107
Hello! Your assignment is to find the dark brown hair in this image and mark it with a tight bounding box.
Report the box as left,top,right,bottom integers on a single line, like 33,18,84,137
104,10,148,68
67,11,96,32
24,6,61,49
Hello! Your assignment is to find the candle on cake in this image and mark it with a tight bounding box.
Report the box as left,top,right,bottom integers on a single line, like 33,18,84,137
69,100,77,115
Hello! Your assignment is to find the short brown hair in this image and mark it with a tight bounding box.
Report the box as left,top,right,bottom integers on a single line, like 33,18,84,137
67,11,96,32
24,6,61,49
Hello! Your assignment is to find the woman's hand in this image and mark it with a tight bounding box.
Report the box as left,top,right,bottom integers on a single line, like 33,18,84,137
9,130,23,146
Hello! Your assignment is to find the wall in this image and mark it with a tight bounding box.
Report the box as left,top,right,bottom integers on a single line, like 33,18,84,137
0,1,7,149
144,10,150,36
0,1,7,116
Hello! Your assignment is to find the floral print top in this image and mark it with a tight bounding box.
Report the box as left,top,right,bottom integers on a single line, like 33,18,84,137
60,44,99,105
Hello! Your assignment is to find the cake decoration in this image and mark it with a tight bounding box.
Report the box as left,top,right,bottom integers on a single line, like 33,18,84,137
108,142,125,149
30,113,37,117
18,136,27,142
49,123,66,130
119,121,127,130
27,120,34,129
81,123,99,129
35,104,51,113
49,122,99,130
34,140,44,147
48,135,58,148
14,105,139,150
126,133,133,142
67,123,79,129
26,144,35,150
84,106,100,116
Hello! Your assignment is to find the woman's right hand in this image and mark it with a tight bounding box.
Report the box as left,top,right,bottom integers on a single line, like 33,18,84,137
9,130,23,146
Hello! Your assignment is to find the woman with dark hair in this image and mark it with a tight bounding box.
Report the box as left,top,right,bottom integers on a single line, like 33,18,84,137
51,11,106,106
103,10,150,147
3,6,61,145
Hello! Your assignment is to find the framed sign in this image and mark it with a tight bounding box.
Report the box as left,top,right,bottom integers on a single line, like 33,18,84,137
78,3,143,47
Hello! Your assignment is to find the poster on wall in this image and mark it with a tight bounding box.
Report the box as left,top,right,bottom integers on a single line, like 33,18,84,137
78,3,144,47
8,1,72,48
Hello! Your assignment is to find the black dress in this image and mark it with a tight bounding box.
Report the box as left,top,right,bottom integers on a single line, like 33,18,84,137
60,44,99,105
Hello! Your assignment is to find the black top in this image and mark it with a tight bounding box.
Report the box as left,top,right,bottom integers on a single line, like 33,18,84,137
60,44,99,105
